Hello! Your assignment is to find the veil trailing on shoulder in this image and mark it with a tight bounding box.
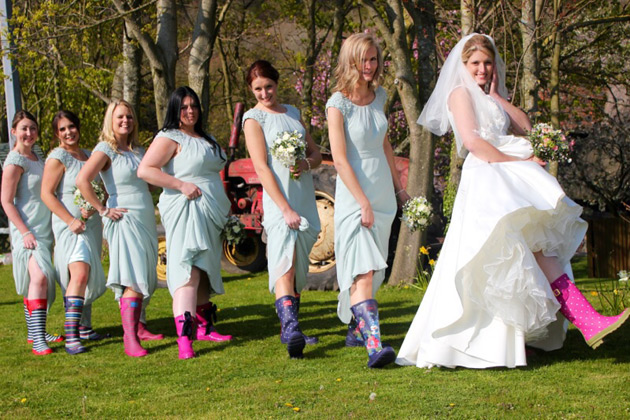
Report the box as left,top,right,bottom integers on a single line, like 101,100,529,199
417,33,507,157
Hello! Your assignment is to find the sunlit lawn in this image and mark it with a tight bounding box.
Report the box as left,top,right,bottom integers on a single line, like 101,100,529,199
0,257,628,418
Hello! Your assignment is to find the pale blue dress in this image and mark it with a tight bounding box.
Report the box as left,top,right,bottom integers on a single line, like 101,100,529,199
155,129,231,296
325,87,397,323
94,142,158,300
46,148,106,304
242,106,321,293
4,151,57,304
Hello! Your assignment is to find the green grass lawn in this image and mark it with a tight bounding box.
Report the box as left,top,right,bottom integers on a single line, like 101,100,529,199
0,258,629,419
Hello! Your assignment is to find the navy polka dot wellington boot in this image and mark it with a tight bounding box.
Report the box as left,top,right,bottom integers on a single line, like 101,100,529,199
274,295,306,359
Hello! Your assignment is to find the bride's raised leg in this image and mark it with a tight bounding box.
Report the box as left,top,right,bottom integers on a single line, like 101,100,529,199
535,252,629,348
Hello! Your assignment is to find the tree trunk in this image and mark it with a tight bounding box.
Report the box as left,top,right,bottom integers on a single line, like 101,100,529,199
361,0,436,285
461,0,475,34
549,0,562,178
112,0,177,126
188,0,232,125
519,0,538,117
446,0,475,222
122,20,142,113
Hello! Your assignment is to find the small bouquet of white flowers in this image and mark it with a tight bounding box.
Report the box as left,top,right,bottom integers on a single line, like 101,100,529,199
73,181,105,220
221,215,246,246
618,270,629,283
527,123,574,163
270,130,307,180
401,196,432,233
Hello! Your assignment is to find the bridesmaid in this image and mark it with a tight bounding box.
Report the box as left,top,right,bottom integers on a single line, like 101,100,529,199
243,60,322,359
326,33,410,368
1,111,58,355
76,100,163,358
138,86,232,359
41,110,107,355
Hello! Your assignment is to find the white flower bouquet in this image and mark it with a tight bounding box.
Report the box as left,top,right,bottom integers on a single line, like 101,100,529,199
270,130,307,180
401,196,432,233
73,181,105,220
527,123,574,163
221,215,246,246
618,270,629,283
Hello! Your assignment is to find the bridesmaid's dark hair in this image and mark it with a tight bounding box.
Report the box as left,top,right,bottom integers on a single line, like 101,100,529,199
52,110,81,135
12,110,38,129
246,60,280,86
159,86,224,160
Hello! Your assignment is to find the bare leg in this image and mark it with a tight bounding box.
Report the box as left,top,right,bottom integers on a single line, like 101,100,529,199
173,267,201,317
27,256,48,299
350,271,374,306
533,252,564,283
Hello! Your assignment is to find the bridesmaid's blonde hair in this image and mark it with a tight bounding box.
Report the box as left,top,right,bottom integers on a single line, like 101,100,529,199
100,99,139,153
333,33,383,95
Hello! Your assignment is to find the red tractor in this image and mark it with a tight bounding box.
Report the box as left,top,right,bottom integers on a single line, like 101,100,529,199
158,103,409,291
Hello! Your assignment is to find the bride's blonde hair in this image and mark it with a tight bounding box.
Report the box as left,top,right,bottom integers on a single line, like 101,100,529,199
332,33,383,95
461,34,496,63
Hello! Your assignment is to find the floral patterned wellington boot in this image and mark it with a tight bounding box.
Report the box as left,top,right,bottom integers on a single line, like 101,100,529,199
196,302,232,342
275,295,306,358
350,299,396,368
345,316,364,347
551,274,630,349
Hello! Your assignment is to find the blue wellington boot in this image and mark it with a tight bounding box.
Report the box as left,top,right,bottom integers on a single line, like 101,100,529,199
350,299,396,368
275,296,306,359
281,294,318,345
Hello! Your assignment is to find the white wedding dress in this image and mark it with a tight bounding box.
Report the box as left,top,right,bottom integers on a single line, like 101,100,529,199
396,90,588,369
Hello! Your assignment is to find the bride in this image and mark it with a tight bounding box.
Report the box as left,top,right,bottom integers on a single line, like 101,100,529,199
396,33,629,369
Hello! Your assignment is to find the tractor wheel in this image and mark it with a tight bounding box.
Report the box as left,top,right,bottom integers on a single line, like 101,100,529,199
156,236,167,288
304,164,338,291
221,234,267,274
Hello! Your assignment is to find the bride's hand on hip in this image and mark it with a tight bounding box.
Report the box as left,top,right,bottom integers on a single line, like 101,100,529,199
360,203,374,229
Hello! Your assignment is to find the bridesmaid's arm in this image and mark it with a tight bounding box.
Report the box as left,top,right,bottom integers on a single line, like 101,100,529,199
382,134,411,206
0,164,37,248
327,106,374,228
137,136,201,200
76,151,126,221
41,159,85,234
243,119,301,230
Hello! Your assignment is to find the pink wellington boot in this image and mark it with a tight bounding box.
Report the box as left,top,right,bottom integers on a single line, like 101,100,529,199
196,302,232,342
137,322,164,341
174,312,196,359
551,274,630,349
120,298,148,357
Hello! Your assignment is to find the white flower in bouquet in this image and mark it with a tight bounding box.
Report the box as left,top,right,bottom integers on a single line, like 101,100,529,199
73,181,105,220
401,196,432,233
270,130,307,180
527,123,574,164
618,270,629,283
222,215,246,246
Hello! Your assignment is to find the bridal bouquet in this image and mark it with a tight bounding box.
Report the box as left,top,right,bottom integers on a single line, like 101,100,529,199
73,181,105,220
221,215,246,246
527,123,574,163
401,196,432,233
270,130,307,180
